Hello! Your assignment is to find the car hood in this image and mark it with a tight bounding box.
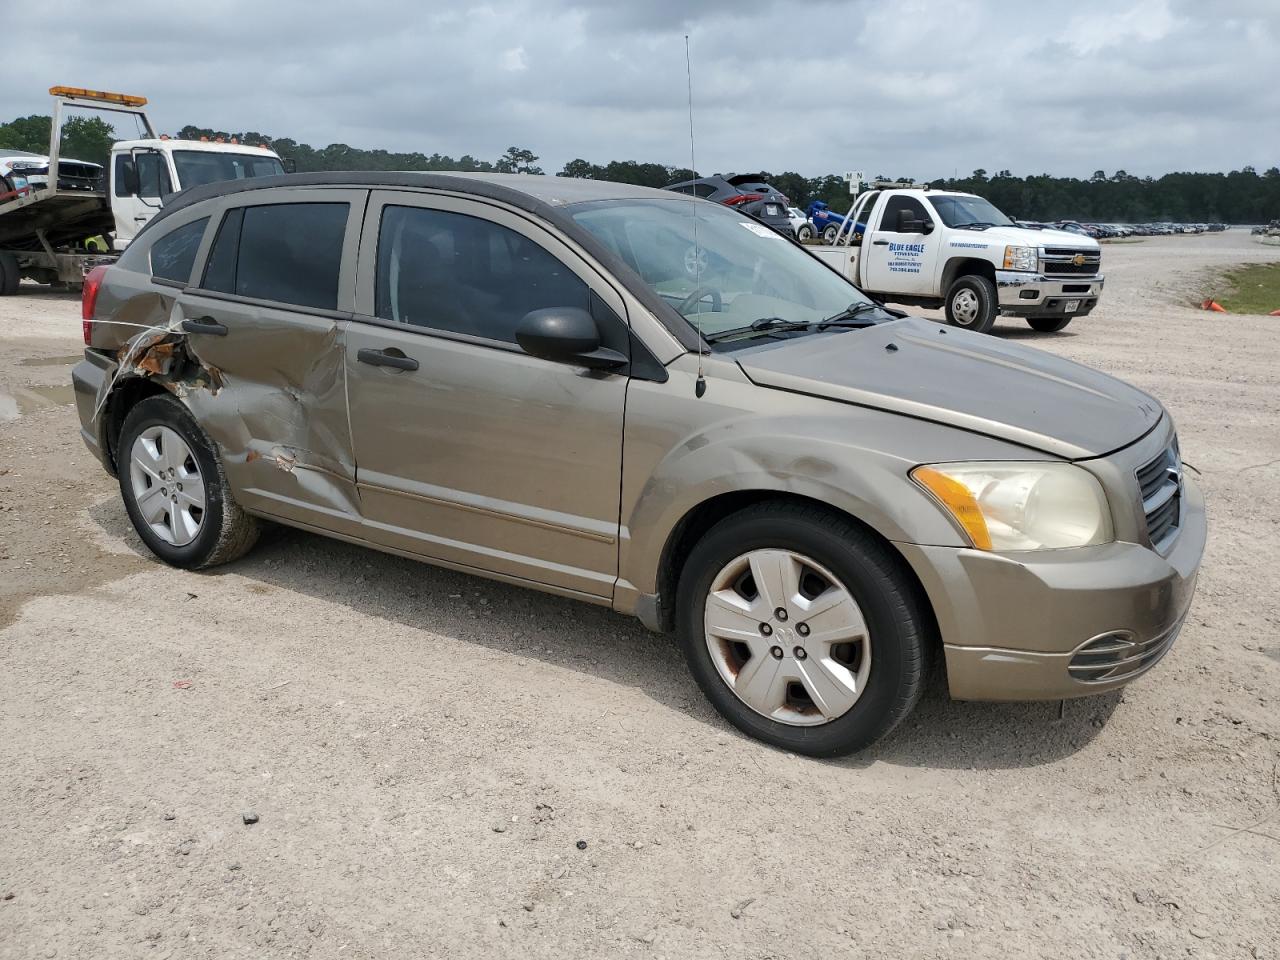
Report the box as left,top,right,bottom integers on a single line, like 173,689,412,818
735,316,1162,459
946,224,1099,251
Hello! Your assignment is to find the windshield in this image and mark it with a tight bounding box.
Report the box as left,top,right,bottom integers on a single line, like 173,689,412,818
171,150,284,190
568,198,880,343
929,194,1014,228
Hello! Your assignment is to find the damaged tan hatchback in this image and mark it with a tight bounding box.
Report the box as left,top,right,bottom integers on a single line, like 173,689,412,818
74,173,1206,756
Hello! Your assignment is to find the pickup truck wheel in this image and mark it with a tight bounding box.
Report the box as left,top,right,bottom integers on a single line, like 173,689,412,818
945,275,998,333
1026,315,1073,333
796,224,814,242
821,224,840,244
118,394,260,569
0,252,20,296
675,502,928,757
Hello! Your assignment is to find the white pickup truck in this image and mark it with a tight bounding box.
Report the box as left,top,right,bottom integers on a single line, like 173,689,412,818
809,183,1104,333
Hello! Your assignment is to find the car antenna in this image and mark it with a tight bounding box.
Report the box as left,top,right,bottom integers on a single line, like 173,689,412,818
685,34,707,399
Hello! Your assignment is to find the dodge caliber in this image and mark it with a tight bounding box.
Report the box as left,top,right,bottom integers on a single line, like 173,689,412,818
72,173,1206,756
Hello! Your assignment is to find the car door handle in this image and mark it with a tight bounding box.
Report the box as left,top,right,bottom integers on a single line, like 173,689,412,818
357,347,419,371
872,240,890,246
180,317,228,336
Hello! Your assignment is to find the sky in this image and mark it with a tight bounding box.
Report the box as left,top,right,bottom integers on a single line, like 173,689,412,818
3,0,1277,180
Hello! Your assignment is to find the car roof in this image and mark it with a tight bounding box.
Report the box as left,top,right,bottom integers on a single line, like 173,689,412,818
142,170,707,353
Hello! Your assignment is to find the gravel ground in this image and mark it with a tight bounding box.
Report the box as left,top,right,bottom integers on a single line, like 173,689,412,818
1,231,1278,959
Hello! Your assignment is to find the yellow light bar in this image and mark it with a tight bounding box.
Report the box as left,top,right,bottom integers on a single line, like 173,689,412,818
49,86,148,107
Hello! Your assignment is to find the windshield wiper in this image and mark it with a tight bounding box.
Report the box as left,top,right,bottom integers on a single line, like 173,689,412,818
816,301,882,329
703,316,809,343
703,306,883,345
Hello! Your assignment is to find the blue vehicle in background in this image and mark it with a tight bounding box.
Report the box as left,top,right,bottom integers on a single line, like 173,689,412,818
801,200,865,244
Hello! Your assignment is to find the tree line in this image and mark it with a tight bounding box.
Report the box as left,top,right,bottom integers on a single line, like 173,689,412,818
4,113,1278,223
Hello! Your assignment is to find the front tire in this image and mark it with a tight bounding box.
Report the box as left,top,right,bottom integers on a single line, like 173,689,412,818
796,224,814,242
1026,315,1072,332
118,394,260,569
944,274,998,333
821,224,840,244
675,501,929,757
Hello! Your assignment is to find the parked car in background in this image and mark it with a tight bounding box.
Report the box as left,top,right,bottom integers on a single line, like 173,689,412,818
787,205,809,238
72,171,1204,757
663,173,792,235
1,149,103,195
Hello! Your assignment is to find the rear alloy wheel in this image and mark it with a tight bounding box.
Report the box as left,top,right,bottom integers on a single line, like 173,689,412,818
676,502,928,756
945,274,998,333
1026,315,1073,333
118,394,260,568
821,224,840,244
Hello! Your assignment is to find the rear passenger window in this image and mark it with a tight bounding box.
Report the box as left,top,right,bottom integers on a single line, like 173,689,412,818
203,202,348,310
374,205,588,343
149,217,208,283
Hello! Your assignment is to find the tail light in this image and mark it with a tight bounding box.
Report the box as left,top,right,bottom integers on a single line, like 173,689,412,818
723,192,764,206
81,265,109,345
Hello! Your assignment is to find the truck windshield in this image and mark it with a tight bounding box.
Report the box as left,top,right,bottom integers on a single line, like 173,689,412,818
171,151,284,190
930,195,1014,229
568,198,882,343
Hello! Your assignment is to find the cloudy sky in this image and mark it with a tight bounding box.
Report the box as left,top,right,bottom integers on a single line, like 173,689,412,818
4,0,1277,180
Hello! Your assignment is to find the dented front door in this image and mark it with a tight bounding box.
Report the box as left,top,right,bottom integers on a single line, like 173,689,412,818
173,188,367,532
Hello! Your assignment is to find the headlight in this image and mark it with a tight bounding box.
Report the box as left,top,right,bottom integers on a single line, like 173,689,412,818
1002,245,1038,272
911,462,1113,551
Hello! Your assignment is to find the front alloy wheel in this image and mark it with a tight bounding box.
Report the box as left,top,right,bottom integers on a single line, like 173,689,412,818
704,549,871,725
675,501,929,756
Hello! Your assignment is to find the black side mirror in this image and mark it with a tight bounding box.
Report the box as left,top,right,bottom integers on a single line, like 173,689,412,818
515,307,627,370
897,210,932,234
282,158,297,174
120,158,139,196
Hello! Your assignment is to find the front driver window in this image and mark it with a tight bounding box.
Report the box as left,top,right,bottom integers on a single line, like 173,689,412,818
374,205,589,344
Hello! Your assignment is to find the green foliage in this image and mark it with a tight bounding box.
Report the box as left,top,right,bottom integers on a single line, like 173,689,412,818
5,111,1279,221
1216,263,1280,315
0,115,116,169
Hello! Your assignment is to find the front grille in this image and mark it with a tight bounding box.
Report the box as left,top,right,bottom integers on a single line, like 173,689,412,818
1068,621,1183,683
1137,442,1182,549
1039,247,1101,276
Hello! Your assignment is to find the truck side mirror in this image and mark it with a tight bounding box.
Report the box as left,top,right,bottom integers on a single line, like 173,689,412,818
897,210,932,234
282,158,297,174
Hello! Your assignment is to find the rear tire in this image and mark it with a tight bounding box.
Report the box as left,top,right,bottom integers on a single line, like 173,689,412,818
821,224,840,244
1026,315,1072,333
675,501,928,757
796,224,814,242
118,394,260,569
0,252,19,296
945,274,998,333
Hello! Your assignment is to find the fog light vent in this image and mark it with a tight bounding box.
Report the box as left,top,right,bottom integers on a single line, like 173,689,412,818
1068,623,1183,684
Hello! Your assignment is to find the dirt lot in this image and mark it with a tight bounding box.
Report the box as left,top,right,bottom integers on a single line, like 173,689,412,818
2,231,1278,959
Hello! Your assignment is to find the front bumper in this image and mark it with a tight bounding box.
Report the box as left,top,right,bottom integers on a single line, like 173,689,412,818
896,475,1206,701
995,270,1104,316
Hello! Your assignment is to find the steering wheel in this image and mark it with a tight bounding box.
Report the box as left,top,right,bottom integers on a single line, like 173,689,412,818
679,286,723,314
